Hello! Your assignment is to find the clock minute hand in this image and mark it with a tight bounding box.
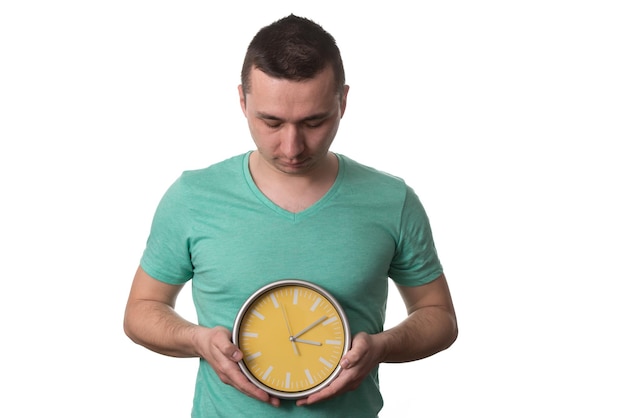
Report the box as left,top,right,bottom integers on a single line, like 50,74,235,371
280,304,299,356
293,338,322,346
293,316,328,339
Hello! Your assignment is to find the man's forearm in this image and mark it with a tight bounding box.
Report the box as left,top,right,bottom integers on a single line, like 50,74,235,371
124,300,202,358
378,305,458,363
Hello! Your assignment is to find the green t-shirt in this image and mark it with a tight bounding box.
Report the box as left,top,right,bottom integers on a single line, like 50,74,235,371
141,152,443,417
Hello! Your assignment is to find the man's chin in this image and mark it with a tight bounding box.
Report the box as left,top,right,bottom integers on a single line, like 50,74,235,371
276,160,312,174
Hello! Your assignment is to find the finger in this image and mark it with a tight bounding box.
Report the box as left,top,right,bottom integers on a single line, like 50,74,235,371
206,328,279,406
211,329,243,362
296,380,342,406
229,346,243,361
340,332,371,369
296,367,352,406
222,363,274,402
219,355,279,406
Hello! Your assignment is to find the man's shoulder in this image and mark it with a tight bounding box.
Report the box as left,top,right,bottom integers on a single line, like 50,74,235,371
180,153,246,182
338,154,407,189
163,153,247,200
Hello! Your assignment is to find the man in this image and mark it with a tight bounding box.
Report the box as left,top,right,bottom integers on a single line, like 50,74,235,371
124,14,457,417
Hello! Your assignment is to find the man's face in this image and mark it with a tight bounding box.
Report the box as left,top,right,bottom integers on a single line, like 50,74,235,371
239,66,348,176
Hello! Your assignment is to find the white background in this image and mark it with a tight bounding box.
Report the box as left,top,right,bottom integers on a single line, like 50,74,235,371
1,1,625,417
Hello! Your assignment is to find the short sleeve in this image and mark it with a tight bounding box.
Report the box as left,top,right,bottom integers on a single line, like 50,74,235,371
140,177,194,285
388,187,443,286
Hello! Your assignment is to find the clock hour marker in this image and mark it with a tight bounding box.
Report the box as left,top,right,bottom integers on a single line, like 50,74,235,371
293,289,299,305
325,339,342,345
262,366,273,380
304,369,314,384
310,297,321,311
243,332,258,338
252,309,265,320
319,357,333,368
246,352,262,361
285,372,291,388
270,293,279,308
322,316,337,326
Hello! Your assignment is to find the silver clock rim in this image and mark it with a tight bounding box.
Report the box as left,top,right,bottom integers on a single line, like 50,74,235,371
232,278,351,399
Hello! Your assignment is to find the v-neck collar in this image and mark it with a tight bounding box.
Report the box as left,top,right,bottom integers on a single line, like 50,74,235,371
242,151,344,222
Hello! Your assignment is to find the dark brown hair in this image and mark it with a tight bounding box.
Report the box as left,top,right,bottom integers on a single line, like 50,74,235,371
241,15,345,97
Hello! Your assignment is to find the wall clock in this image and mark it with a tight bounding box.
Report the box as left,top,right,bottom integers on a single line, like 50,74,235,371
232,279,351,399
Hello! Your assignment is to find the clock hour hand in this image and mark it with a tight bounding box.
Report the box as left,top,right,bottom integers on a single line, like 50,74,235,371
293,338,322,346
293,316,328,339
280,304,299,355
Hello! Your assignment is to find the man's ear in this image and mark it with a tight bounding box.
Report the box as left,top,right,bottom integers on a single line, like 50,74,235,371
238,85,246,114
340,85,350,117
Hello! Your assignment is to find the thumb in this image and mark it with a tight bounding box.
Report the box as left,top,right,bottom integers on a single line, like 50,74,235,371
230,348,243,361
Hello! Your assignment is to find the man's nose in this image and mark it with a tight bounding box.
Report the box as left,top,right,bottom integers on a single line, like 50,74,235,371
280,124,305,158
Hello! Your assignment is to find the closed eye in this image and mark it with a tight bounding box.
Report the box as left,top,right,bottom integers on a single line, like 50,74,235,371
302,118,327,129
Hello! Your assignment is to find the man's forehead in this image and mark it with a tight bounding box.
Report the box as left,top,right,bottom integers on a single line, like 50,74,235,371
247,65,335,92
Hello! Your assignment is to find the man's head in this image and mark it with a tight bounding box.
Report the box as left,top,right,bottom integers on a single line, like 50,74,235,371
240,14,346,100
238,15,349,177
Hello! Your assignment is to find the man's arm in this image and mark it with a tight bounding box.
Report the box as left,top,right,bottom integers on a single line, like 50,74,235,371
379,273,458,362
123,266,280,406
123,266,197,357
298,273,457,406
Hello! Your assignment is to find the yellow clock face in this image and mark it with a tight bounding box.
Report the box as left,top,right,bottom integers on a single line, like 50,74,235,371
233,279,350,399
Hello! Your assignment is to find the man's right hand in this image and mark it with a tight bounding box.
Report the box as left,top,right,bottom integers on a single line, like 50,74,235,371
192,325,281,407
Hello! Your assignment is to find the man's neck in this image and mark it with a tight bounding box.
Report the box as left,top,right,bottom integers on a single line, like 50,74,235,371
249,152,339,213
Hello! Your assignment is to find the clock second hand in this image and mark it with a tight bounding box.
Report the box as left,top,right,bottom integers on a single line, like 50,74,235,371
280,304,299,356
292,316,328,339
